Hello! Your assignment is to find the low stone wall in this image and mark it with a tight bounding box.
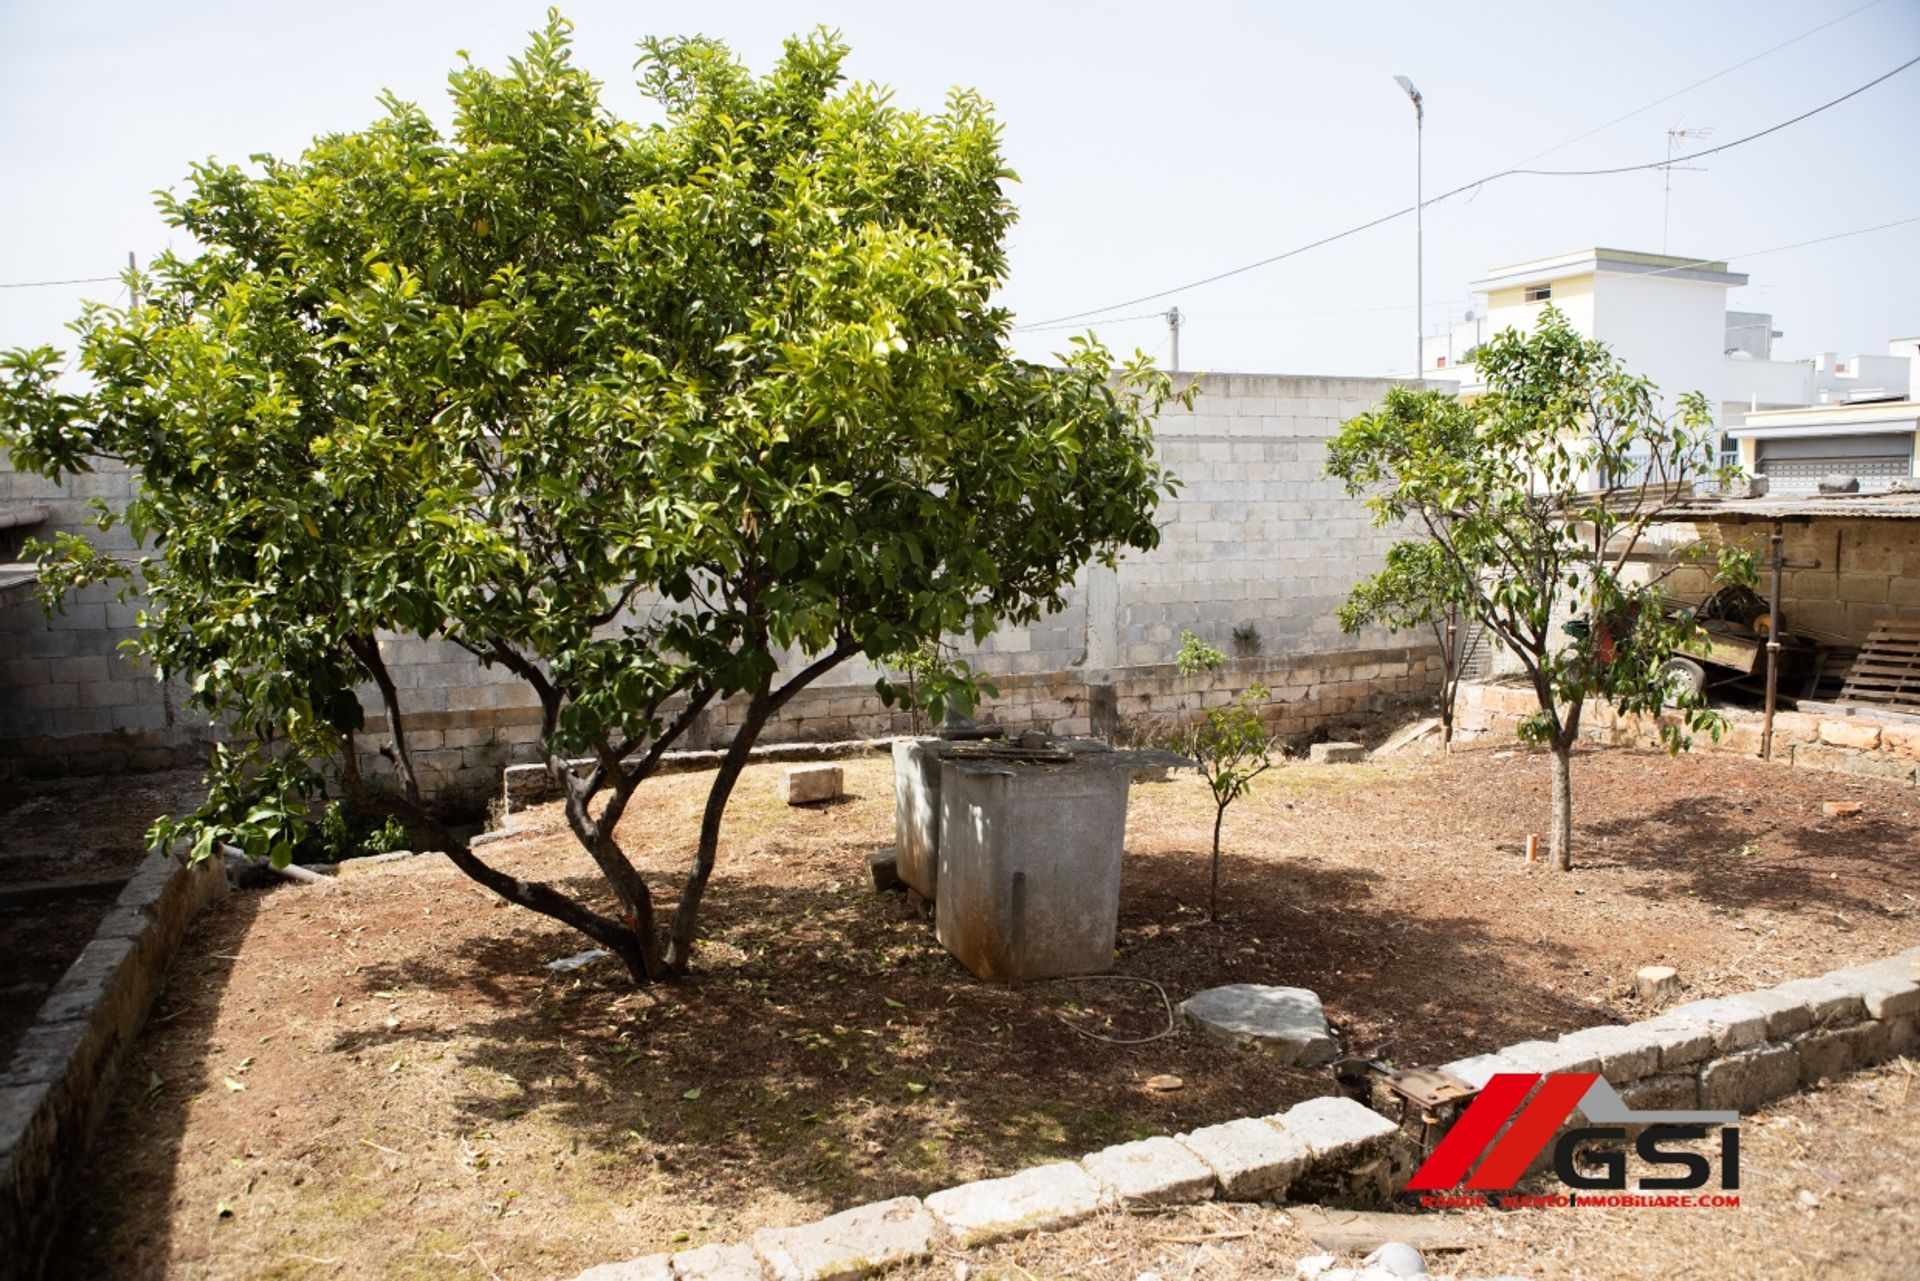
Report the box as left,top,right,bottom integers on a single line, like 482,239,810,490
569,1093,1409,1281
1455,681,1920,785
0,854,228,1281
369,643,1443,813
1436,947,1920,1140
567,948,1918,1281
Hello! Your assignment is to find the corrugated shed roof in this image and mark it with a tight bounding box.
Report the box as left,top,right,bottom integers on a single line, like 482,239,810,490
1664,490,1920,522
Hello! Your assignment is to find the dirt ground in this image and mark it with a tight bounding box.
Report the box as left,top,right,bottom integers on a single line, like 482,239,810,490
888,1055,1920,1281
0,768,206,1061
50,744,1920,1280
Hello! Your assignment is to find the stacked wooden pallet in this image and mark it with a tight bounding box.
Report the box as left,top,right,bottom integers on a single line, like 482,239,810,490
1839,620,1920,710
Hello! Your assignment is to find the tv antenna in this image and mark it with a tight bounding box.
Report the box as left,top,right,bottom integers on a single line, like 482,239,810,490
1661,125,1713,254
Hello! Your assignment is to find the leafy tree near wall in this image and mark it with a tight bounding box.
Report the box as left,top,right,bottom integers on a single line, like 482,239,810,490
1337,539,1476,746
0,15,1186,983
1325,308,1729,871
1173,631,1277,921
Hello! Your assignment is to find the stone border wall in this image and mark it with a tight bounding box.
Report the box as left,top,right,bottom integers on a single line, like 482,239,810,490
1435,947,1920,1145
1456,681,1920,785
0,855,228,1281
565,947,1919,1281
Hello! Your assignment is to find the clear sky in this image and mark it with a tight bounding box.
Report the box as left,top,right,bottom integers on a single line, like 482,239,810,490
3,0,1916,379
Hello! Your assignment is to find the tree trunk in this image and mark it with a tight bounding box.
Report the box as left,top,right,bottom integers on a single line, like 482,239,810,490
1209,803,1225,922
1549,739,1574,871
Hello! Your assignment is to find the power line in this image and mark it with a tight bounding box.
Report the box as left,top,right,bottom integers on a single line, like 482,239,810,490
1017,53,1920,330
1506,0,1886,168
1506,54,1918,179
0,274,120,290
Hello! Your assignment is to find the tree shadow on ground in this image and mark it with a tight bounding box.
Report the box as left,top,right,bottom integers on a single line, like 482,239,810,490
1580,792,1919,919
319,842,1603,1221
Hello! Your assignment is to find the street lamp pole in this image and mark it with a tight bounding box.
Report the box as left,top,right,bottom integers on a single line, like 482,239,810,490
1394,75,1423,376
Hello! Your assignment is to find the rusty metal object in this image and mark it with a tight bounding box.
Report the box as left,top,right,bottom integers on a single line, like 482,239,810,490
1378,1067,1480,1158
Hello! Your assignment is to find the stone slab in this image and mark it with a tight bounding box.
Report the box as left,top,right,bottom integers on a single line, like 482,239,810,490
1179,984,1335,1065
1287,1205,1469,1254
1280,1096,1401,1164
1308,742,1368,765
1555,1025,1660,1082
753,1196,937,1281
1499,1038,1600,1076
1721,988,1815,1040
672,1242,766,1281
1177,1117,1310,1199
1821,960,1920,1021
784,764,845,806
1437,1051,1526,1091
1660,998,1768,1051
1769,977,1866,1027
923,1161,1106,1247
1699,1044,1799,1112
1793,1022,1889,1084
1617,1072,1700,1113
1632,1016,1716,1070
1080,1136,1216,1206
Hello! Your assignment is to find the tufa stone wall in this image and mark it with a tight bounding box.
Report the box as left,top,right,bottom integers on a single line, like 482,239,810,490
1455,680,1920,785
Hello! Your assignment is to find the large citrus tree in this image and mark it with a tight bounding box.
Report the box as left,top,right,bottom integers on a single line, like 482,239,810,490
1,16,1182,981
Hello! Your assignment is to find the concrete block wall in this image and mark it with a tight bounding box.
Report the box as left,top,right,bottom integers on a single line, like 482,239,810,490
1456,680,1920,785
0,459,209,781
5,373,1432,801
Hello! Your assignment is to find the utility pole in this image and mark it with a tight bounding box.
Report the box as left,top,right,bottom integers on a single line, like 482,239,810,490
1166,306,1182,373
1394,76,1424,376
127,251,138,308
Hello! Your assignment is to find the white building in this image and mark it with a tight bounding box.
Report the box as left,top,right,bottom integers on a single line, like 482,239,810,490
1414,248,1918,492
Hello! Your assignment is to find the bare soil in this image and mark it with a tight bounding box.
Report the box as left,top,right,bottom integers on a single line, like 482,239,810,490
50,744,1920,1280
887,1055,1920,1281
0,768,205,1061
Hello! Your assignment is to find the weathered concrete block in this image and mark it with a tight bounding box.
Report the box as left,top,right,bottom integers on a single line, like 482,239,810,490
1721,989,1815,1041
1177,1117,1310,1199
784,763,844,805
569,1255,674,1281
1556,1026,1660,1082
923,1161,1106,1246
752,1196,938,1281
1770,977,1866,1027
1633,1016,1716,1070
1699,1045,1799,1111
867,849,902,893
672,1242,766,1281
1308,741,1367,764
1080,1136,1216,1206
1661,998,1768,1051
1792,1022,1889,1084
1179,984,1335,1066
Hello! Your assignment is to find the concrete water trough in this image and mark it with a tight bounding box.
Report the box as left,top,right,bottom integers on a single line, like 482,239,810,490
923,736,1184,983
